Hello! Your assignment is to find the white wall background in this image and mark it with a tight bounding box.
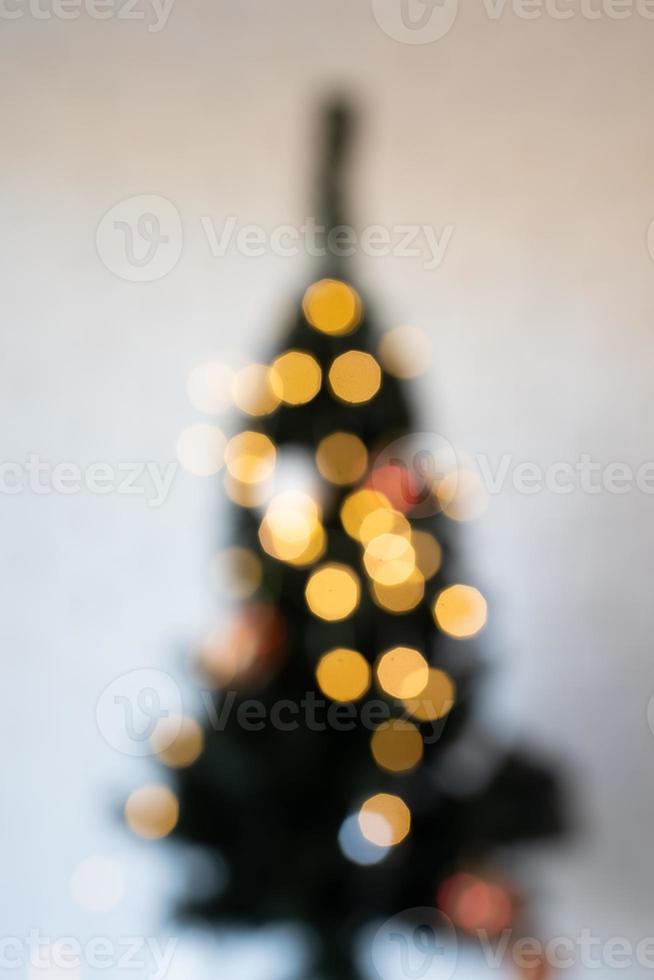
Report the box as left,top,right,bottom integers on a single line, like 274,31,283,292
2,1,654,977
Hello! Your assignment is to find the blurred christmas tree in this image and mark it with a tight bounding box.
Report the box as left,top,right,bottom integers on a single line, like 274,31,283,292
142,103,563,980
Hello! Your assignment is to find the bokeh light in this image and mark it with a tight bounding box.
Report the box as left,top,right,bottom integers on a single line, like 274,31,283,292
359,507,411,545
199,604,285,688
316,648,371,702
150,715,204,769
340,489,392,541
328,351,382,405
411,530,443,580
316,432,368,486
302,278,361,335
364,532,416,586
225,431,276,485
259,491,322,563
434,585,487,638
438,873,513,936
211,546,263,600
378,325,431,379
376,647,429,699
231,363,281,416
338,814,389,866
124,784,179,840
70,856,125,912
371,569,425,614
402,668,456,721
271,350,322,405
435,468,488,522
186,359,234,414
305,563,361,621
176,423,226,476
371,719,424,774
359,793,411,847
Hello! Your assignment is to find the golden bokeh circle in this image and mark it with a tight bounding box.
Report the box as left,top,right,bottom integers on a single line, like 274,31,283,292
371,569,425,614
316,432,368,486
225,431,276,484
376,646,429,699
340,489,392,541
328,351,382,405
150,716,204,769
124,785,179,840
231,363,281,416
316,648,371,702
305,563,361,622
271,350,322,406
371,719,424,773
433,584,487,639
411,531,443,580
302,279,361,336
359,793,411,847
402,668,456,722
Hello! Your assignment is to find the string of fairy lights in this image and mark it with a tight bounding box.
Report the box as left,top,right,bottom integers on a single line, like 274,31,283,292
124,277,490,864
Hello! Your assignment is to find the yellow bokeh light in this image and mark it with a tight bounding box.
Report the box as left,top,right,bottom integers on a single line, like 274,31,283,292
378,325,431,379
305,563,361,622
285,522,327,567
376,646,429,699
402,668,456,721
302,278,361,336
150,715,204,769
360,508,411,546
412,531,443,580
329,351,382,405
434,585,487,638
271,350,322,406
176,423,226,476
371,569,425,614
359,793,411,847
340,489,392,541
225,431,276,484
364,533,416,586
124,785,179,840
232,363,281,416
316,432,368,486
212,547,263,600
223,473,269,508
259,491,321,563
371,719,424,774
435,468,488,522
316,648,371,702
187,359,234,414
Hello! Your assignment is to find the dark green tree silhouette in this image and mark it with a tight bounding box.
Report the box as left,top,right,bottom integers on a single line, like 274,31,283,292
169,102,562,980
